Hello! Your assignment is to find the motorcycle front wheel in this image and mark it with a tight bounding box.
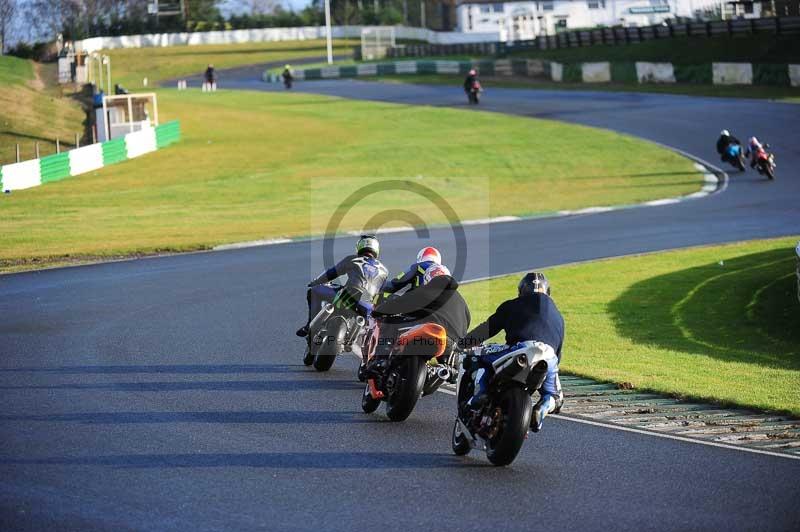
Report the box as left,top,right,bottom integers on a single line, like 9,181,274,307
303,346,314,366
385,357,427,422
361,382,381,414
452,419,471,456
486,386,532,466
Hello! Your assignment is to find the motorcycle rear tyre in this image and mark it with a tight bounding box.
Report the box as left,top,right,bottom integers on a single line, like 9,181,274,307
486,387,532,467
385,357,427,422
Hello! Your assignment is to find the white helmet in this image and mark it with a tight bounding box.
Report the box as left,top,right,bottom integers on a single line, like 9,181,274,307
423,264,450,285
416,246,442,265
356,235,380,258
720,129,730,137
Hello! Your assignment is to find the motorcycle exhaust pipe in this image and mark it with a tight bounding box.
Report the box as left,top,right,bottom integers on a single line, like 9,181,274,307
436,366,451,380
344,315,367,352
308,303,334,333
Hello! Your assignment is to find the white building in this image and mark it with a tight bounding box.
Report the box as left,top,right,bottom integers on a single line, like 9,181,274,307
455,0,729,41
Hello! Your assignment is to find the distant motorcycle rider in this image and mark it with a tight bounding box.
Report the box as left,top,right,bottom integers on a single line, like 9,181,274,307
381,246,442,297
372,263,471,360
296,235,388,338
463,68,478,94
282,64,293,89
463,272,565,432
745,136,765,168
716,129,742,163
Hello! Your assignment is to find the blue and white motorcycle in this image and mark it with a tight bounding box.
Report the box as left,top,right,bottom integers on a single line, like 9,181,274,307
724,143,746,172
451,341,557,466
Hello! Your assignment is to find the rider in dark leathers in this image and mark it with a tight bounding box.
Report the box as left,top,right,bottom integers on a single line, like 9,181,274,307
716,129,742,164
463,272,565,432
297,235,388,338
373,264,470,350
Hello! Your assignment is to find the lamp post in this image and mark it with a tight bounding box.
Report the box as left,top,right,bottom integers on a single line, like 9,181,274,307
324,0,333,64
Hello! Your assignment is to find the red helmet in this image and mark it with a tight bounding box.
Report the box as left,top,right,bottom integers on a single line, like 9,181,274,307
423,264,451,285
417,246,442,265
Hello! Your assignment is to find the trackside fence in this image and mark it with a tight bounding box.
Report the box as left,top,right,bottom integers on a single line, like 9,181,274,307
386,16,800,58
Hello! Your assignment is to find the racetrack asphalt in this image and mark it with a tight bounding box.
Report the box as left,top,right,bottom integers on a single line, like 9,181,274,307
1,69,799,531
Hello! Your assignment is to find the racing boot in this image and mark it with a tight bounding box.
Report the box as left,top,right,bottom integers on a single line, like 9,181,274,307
531,394,557,433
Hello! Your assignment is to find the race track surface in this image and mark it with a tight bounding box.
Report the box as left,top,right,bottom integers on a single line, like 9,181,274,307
2,71,799,531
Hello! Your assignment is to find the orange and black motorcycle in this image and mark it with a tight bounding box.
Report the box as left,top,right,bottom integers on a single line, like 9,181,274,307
360,321,454,421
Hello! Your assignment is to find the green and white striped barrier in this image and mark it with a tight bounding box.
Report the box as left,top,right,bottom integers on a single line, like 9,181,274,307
1,120,180,193
263,60,492,83
550,61,800,86
266,60,800,88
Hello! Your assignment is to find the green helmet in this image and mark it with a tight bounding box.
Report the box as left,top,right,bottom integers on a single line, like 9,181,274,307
356,234,380,258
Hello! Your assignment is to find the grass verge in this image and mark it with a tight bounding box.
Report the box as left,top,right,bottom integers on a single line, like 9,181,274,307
0,88,699,271
460,237,800,415
0,56,87,164
106,39,358,88
366,73,800,102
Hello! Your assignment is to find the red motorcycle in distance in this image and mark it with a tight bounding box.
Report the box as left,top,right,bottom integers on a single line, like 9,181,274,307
467,80,482,105
754,145,776,180
361,322,453,421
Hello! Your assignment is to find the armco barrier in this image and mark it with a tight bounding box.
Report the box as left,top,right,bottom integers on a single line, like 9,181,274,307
39,152,71,184
155,120,181,149
1,120,180,193
674,64,713,84
266,59,800,89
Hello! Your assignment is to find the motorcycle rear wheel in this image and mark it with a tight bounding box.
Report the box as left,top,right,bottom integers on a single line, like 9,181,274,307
313,317,346,372
385,357,427,422
486,387,532,466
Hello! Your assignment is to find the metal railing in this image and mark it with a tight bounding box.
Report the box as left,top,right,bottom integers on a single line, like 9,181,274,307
386,16,800,58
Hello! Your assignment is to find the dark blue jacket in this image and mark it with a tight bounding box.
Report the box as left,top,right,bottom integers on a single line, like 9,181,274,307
464,293,565,360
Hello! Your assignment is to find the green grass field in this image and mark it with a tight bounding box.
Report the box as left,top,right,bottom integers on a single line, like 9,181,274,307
460,237,800,415
0,88,699,271
366,73,800,102
0,56,87,164
107,39,358,88
510,34,800,64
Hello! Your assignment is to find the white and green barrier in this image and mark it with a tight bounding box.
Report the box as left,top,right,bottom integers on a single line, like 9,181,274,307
266,59,800,88
1,120,180,193
265,60,482,82
550,61,800,86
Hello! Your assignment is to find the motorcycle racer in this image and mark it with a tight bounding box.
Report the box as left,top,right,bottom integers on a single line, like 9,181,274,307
296,235,388,338
462,272,565,432
716,129,742,164
745,136,765,169
381,246,442,296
